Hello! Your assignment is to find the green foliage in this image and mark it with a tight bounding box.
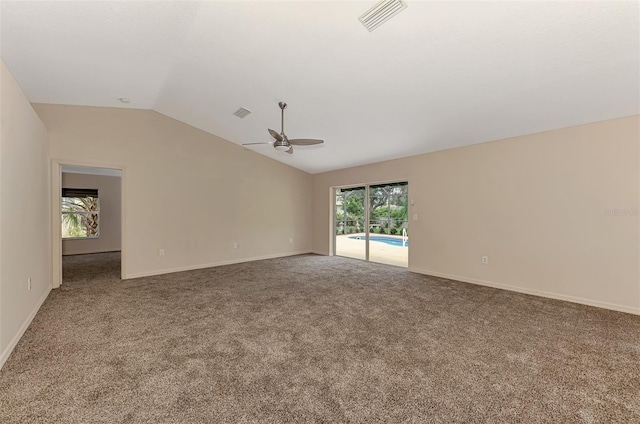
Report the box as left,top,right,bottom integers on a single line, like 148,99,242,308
390,208,407,227
337,184,408,237
370,208,387,219
345,197,364,219
61,196,99,238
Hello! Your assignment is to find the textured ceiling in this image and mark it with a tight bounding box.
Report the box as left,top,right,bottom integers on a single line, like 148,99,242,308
2,1,638,174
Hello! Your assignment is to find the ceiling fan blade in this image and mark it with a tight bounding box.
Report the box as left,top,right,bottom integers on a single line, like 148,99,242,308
242,142,271,146
286,146,293,154
268,128,283,142
289,139,324,146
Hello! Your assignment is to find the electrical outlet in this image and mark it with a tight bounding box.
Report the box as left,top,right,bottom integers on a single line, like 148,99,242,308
289,237,293,244
233,243,238,249
27,277,32,291
159,249,165,256
413,213,418,221
482,256,489,265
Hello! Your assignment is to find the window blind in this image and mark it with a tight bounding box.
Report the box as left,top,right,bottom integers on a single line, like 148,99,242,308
62,188,98,198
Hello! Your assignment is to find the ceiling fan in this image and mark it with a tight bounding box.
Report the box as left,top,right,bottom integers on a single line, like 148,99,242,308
243,102,324,154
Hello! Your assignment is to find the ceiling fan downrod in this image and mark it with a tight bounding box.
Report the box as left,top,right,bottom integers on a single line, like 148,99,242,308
279,101,287,135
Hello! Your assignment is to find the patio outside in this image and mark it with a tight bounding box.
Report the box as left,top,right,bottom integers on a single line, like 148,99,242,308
335,233,408,267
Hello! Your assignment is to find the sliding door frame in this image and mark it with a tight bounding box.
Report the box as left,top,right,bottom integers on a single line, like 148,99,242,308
365,185,370,261
332,180,408,265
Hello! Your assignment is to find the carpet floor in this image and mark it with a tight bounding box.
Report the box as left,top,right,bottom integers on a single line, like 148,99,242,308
1,252,639,423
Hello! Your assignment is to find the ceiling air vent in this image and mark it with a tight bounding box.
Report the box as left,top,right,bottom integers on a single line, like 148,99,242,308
233,107,252,118
358,0,408,32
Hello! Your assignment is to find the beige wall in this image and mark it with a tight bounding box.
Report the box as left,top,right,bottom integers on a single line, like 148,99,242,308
35,104,313,279
0,61,52,368
312,115,640,314
62,173,121,255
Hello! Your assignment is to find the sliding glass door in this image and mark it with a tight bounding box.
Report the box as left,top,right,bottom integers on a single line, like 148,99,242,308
368,182,408,267
334,182,408,267
334,186,366,261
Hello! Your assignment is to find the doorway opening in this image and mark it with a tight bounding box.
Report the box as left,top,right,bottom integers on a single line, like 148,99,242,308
52,163,125,288
334,181,408,267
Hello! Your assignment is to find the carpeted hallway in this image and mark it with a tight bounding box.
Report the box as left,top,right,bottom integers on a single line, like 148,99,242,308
1,253,639,423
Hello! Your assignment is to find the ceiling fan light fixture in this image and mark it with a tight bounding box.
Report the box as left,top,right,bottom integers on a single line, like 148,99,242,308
273,139,291,152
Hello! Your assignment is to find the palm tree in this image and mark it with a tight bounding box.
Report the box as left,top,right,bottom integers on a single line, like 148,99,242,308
62,196,99,237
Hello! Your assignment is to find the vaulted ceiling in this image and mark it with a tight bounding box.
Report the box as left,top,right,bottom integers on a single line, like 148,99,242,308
2,1,638,173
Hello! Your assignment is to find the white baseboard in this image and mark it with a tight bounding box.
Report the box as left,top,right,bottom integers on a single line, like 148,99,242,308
409,267,640,316
0,286,52,370
311,250,329,256
124,251,314,279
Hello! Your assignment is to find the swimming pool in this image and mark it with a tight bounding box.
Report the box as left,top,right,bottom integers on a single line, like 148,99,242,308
348,235,409,247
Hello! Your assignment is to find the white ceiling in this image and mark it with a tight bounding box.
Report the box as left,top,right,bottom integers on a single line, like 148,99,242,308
2,1,638,174
62,165,122,177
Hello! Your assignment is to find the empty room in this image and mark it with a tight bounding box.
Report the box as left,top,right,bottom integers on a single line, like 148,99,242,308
1,1,639,422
